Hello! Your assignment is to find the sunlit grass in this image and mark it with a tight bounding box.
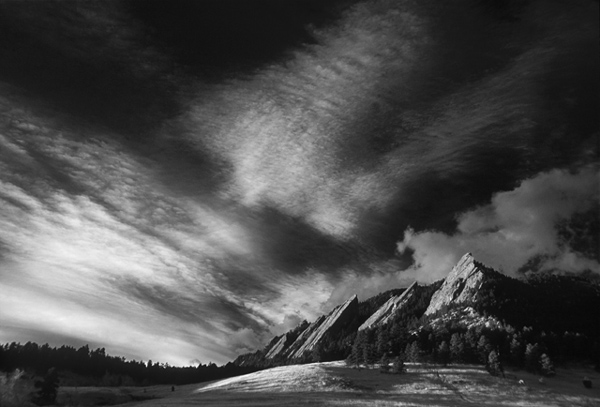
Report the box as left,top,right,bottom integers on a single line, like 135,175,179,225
122,361,600,407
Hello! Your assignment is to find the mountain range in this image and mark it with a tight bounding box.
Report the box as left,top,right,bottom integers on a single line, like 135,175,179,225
233,253,600,369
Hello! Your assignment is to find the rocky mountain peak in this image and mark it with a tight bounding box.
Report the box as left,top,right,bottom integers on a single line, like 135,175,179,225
289,294,359,359
358,282,418,331
424,253,495,316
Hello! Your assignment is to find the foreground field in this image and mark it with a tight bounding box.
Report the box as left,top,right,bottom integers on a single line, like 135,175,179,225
121,362,599,407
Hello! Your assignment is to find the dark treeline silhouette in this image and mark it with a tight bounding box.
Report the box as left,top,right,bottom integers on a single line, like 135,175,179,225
0,342,257,385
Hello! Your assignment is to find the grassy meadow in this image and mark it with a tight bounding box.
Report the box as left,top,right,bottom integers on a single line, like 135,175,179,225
3,361,599,407
126,361,599,407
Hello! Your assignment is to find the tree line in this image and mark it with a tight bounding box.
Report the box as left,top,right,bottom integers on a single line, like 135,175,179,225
0,342,257,386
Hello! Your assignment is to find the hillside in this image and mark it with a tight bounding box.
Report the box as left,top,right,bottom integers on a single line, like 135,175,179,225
122,361,600,407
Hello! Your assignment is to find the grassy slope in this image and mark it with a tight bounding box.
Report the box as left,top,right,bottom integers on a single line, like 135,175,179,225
120,361,600,407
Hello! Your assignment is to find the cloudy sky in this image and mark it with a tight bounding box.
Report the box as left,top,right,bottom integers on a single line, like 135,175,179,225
0,0,598,366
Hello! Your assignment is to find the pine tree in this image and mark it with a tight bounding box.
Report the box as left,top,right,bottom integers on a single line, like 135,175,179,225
477,336,492,364
509,335,524,367
348,332,365,368
376,328,391,358
389,321,407,355
450,333,465,363
34,367,59,405
311,344,324,363
405,342,421,363
525,343,541,373
391,355,405,374
438,341,450,366
487,350,503,377
540,353,555,377
379,353,391,373
363,343,377,368
464,329,479,362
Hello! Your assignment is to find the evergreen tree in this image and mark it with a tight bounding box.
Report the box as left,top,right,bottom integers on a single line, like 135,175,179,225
450,333,465,363
363,343,377,368
509,335,524,367
525,343,541,373
391,355,405,374
487,350,503,377
348,331,366,367
34,367,59,405
477,336,492,364
379,353,391,373
405,342,421,363
311,344,324,363
464,330,479,362
438,341,450,366
540,353,555,377
389,321,407,355
376,328,391,358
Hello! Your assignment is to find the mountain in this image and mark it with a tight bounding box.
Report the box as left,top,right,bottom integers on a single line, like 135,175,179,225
234,253,600,369
233,289,405,367
290,295,359,359
425,252,500,316
265,333,294,359
359,281,420,331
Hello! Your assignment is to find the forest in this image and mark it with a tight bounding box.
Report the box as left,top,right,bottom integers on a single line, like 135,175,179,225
0,342,257,386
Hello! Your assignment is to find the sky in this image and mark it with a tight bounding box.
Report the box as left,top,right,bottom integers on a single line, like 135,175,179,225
0,0,598,366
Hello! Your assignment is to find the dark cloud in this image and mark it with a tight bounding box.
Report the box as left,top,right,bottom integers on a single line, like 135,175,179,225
127,0,357,77
0,1,178,133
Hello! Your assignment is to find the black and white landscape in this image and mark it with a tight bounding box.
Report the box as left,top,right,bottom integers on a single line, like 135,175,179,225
0,0,598,406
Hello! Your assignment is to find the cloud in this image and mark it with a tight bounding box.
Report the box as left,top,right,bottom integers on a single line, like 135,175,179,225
397,166,600,281
175,0,433,240
0,85,360,364
173,0,597,252
0,0,597,364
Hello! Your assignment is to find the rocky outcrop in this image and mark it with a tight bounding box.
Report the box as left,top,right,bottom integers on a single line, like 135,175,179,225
424,252,496,316
358,282,419,331
290,295,359,359
265,333,294,359
283,315,326,358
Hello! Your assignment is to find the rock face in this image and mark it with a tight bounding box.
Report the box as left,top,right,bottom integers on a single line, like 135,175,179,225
283,315,326,358
265,333,294,359
290,295,359,359
358,282,419,331
425,252,495,316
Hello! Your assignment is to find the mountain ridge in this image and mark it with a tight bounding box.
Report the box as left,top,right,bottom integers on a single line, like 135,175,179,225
233,253,600,369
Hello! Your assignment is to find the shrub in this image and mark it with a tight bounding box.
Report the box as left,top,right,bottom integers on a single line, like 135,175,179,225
540,354,555,377
0,369,35,407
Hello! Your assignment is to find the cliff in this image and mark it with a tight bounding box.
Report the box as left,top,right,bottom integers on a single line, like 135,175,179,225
282,315,326,358
358,281,419,330
290,294,359,359
265,332,294,359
